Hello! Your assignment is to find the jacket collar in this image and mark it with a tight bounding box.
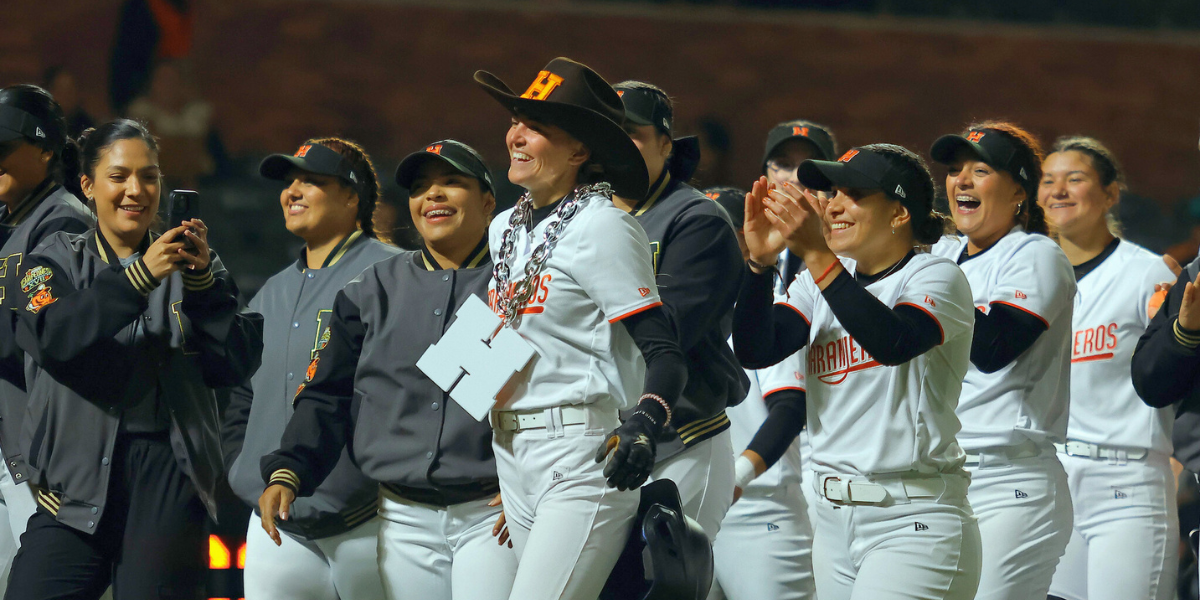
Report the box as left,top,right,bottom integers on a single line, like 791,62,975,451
1,178,59,227
298,229,365,271
630,170,674,217
93,228,153,264
419,234,490,271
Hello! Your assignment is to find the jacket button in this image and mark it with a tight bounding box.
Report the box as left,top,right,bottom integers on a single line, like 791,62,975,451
431,402,439,411
88,521,95,528
426,451,433,459
434,309,443,316
8,461,15,467
13,473,20,480
442,274,450,282
91,507,98,514
293,322,300,328
101,457,109,466
287,372,294,380
307,273,315,279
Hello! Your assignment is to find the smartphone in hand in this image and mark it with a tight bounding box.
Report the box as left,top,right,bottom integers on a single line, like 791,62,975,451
165,190,201,255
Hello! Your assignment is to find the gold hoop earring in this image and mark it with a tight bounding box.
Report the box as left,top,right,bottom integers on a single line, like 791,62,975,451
1015,202,1022,216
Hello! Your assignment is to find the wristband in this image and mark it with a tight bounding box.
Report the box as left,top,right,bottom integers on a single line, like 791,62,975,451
734,455,757,489
640,393,672,424
747,258,777,274
632,409,659,428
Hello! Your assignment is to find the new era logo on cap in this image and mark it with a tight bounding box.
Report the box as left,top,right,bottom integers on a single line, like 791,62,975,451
520,71,564,101
294,144,312,158
894,185,906,198
1019,167,1028,180
34,127,45,138
349,172,358,183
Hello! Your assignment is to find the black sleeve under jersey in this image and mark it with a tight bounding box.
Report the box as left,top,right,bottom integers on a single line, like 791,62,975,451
745,388,806,470
970,303,1048,373
732,267,811,369
261,290,363,496
1133,266,1200,408
819,270,944,366
621,305,688,422
654,214,744,351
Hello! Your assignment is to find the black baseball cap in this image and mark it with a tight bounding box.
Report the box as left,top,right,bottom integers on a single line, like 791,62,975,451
762,122,836,170
260,142,365,196
703,186,746,228
0,105,57,150
613,84,673,136
395,140,495,194
929,129,1038,197
798,147,926,208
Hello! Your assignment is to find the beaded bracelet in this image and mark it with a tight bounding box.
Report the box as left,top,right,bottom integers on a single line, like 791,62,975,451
640,393,672,424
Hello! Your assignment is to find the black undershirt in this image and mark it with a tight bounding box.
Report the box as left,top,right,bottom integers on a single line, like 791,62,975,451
956,238,1050,373
1072,237,1120,281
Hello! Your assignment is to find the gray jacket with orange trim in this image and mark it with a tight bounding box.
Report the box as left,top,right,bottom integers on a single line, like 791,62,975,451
12,229,263,534
224,231,399,540
0,180,93,481
627,171,748,460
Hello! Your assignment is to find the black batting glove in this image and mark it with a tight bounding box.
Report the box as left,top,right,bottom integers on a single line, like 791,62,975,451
594,411,661,491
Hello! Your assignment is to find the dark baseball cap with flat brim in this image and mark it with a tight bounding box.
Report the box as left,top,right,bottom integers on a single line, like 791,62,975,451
929,129,1038,197
0,105,57,150
703,186,747,228
798,148,923,206
762,122,836,171
260,142,365,197
474,57,649,199
395,139,495,194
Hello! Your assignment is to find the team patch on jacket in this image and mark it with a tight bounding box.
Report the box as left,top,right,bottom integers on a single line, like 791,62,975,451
20,265,52,293
25,284,56,313
304,355,320,382
318,326,331,350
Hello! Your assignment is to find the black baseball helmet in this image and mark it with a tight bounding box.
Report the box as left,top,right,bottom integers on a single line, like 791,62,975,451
600,479,714,600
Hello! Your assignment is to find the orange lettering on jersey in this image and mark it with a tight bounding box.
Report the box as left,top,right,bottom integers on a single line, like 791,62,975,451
808,333,882,384
1014,290,1027,300
294,144,312,158
426,144,443,155
792,126,810,137
490,277,553,315
837,150,859,163
1071,322,1118,363
966,131,986,143
521,71,564,100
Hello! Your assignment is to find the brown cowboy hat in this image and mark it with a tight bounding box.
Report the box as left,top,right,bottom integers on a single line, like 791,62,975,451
474,57,649,199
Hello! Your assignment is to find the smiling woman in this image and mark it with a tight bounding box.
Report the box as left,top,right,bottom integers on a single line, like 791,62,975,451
4,117,263,600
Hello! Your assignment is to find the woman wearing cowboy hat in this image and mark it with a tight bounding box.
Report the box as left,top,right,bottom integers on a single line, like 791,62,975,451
473,57,687,600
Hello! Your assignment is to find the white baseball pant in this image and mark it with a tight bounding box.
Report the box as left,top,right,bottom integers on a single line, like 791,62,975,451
377,488,517,600
0,461,36,598
799,429,819,527
812,473,981,600
648,429,735,540
243,513,385,600
1048,451,1178,600
493,406,639,600
967,453,1073,600
711,483,816,600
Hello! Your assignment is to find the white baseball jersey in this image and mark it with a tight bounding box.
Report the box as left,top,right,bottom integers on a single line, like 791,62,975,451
783,253,974,477
726,347,805,490
1068,240,1175,453
487,193,662,412
931,228,1075,451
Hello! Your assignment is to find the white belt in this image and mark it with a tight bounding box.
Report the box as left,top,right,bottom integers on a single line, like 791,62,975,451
1055,441,1147,461
963,439,1043,468
492,406,590,433
818,475,945,505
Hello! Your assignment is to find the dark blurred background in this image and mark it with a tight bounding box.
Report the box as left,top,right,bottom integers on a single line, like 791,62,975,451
7,1,1200,597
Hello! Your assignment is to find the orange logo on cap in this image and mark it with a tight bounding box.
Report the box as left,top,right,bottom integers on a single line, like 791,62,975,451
793,126,810,137
617,90,625,97
704,192,719,200
521,71,564,101
426,144,443,155
294,144,312,158
838,149,859,163
966,131,986,143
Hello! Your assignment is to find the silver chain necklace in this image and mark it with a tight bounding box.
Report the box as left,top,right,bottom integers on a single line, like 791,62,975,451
493,182,612,328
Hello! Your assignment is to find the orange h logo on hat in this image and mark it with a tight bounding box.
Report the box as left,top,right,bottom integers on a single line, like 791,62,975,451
792,126,810,137
295,144,312,158
521,71,565,101
426,144,443,155
966,131,986,143
838,149,859,163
